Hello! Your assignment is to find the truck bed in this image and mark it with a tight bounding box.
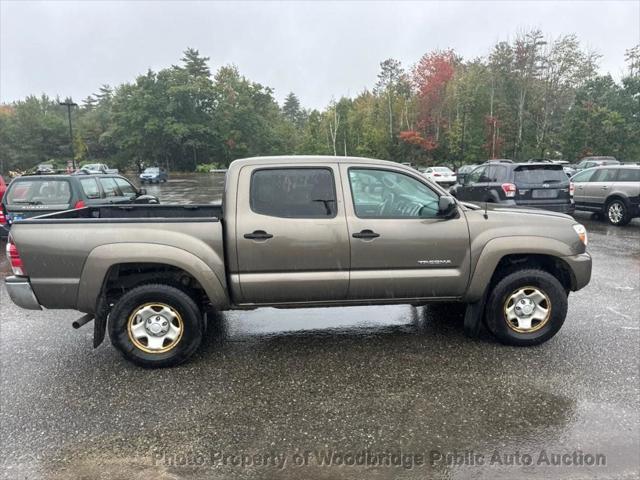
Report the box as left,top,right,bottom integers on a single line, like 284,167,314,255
9,204,226,311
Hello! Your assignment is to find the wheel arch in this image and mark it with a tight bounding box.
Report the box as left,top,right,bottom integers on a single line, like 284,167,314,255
465,237,577,302
605,193,631,208
76,243,229,313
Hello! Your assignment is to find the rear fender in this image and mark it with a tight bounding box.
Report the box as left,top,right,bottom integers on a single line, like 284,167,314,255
76,243,229,313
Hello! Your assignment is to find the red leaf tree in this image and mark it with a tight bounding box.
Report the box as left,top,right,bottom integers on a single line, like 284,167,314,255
399,50,457,158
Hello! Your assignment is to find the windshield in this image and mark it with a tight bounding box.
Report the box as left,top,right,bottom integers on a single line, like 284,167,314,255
6,179,72,205
434,167,453,173
144,168,159,173
514,165,567,185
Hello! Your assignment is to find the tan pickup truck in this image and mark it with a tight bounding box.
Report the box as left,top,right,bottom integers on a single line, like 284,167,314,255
5,156,592,367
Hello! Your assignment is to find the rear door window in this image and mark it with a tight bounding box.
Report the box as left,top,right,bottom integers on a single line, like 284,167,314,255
466,166,486,184
514,166,566,185
80,178,101,199
6,179,71,205
487,165,508,182
250,168,337,218
591,168,617,182
571,169,596,183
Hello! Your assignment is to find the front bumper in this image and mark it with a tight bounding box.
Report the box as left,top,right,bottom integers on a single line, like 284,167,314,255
562,253,592,291
5,276,42,310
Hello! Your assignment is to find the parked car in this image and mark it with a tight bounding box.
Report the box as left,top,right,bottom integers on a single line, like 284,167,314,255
1,174,159,232
570,165,640,226
423,166,457,187
0,174,6,202
0,175,7,238
451,160,573,213
80,163,119,174
35,164,56,174
140,167,168,183
456,164,478,185
5,156,591,368
574,156,619,172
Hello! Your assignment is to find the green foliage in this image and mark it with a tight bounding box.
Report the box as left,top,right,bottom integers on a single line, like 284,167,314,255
1,40,638,175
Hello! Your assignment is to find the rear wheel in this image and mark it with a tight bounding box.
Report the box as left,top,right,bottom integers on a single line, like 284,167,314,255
485,269,567,346
605,199,630,226
108,284,203,368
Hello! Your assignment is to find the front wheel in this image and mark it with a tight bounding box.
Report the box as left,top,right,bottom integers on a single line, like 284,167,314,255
605,199,631,226
108,284,203,368
484,269,567,346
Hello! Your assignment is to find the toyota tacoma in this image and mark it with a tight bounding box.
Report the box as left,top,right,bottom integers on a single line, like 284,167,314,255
5,156,592,367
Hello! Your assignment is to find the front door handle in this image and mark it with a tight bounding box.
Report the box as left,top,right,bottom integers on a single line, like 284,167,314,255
244,230,273,240
352,229,380,239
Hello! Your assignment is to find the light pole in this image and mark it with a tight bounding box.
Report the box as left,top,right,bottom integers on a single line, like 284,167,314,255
59,100,78,169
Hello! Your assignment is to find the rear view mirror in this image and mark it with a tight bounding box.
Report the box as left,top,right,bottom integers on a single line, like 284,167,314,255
438,196,457,218
138,188,147,195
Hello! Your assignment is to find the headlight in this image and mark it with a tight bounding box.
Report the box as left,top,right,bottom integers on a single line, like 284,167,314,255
573,224,588,246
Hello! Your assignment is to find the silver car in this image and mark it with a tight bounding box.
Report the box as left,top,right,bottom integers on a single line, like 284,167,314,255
571,165,640,225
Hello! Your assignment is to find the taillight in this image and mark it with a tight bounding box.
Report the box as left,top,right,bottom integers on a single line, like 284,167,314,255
569,182,574,197
501,183,517,198
6,236,26,276
0,210,5,225
433,173,441,177
74,200,86,209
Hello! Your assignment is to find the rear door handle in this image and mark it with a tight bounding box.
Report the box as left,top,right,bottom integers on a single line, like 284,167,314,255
601,186,609,190
244,230,273,240
352,229,380,239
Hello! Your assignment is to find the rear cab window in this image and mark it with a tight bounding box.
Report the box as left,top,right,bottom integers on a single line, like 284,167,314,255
250,168,337,218
514,165,567,185
5,179,72,206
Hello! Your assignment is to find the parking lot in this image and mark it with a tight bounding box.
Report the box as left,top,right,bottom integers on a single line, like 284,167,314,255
1,175,639,479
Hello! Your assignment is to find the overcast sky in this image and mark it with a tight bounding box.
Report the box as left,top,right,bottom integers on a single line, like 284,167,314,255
1,1,638,109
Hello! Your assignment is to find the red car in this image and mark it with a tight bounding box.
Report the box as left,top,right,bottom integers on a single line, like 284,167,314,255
1,175,8,238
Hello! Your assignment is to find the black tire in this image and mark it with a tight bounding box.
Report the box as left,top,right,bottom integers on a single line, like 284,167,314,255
484,269,567,346
605,198,631,226
108,284,203,368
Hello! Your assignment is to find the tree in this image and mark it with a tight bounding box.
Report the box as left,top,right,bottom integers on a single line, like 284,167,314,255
179,48,211,78
375,58,405,140
282,92,303,127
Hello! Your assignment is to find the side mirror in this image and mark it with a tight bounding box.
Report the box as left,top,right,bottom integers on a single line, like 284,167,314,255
438,196,457,218
138,188,147,195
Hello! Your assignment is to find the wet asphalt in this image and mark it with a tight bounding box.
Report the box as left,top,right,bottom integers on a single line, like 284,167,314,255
0,174,639,479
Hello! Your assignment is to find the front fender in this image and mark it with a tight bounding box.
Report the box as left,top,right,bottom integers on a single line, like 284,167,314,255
463,236,575,302
76,243,229,313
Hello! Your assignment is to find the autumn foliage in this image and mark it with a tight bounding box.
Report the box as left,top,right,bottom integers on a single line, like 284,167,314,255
399,50,457,154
